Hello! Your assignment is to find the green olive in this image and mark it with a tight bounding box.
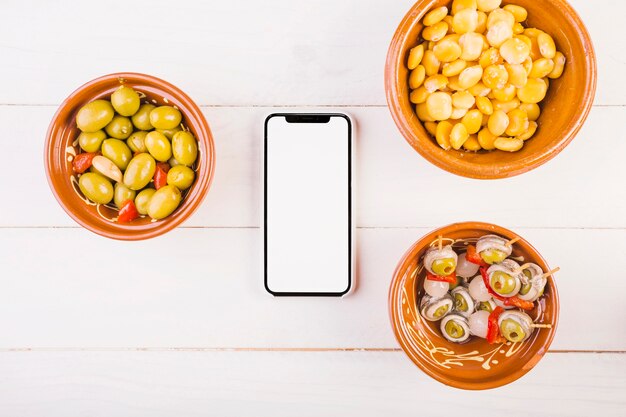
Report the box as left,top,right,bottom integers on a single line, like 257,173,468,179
444,320,465,339
149,106,182,130
105,115,134,139
478,301,493,312
111,86,140,116
500,318,526,342
480,249,507,264
78,172,113,204
78,130,107,153
113,183,136,209
101,139,132,170
519,281,532,296
433,304,449,318
523,269,532,280
490,270,517,295
123,153,156,191
147,185,181,220
166,165,195,190
145,131,172,162
127,131,148,153
454,293,468,312
76,100,115,132
171,131,198,166
131,104,156,131
431,257,456,276
135,188,156,215
158,126,182,140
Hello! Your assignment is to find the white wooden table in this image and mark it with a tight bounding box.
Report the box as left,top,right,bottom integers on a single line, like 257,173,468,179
1,0,625,415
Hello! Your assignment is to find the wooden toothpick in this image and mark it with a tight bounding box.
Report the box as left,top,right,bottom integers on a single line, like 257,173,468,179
541,267,560,279
530,323,553,329
506,236,521,247
437,235,442,251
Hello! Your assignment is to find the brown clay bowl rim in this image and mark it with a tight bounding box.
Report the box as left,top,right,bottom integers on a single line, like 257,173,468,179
388,222,560,390
44,72,215,240
384,0,597,179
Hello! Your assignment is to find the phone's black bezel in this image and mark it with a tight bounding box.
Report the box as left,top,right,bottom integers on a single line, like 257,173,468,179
263,113,352,297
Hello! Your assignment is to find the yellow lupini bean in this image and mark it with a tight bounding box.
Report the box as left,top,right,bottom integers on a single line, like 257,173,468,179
522,56,533,75
486,21,513,47
426,92,453,120
443,15,455,32
517,120,538,141
462,109,483,134
477,127,498,150
492,83,516,101
517,78,548,103
452,90,475,109
479,47,502,67
482,64,508,89
442,59,467,77
486,8,515,29
422,50,441,76
424,121,438,136
503,5,527,22
410,86,430,104
505,63,528,88
488,110,509,136
407,44,425,70
423,21,449,42
433,39,462,62
492,98,520,113
494,136,524,152
468,81,491,97
452,9,478,34
537,32,556,59
513,22,524,34
458,65,483,89
519,103,540,121
447,75,463,91
476,96,493,115
528,58,555,79
409,65,426,89
477,0,501,13
476,11,487,33
499,37,530,64
416,103,435,122
450,106,469,120
459,32,484,61
423,6,448,26
424,74,449,92
436,120,454,150
463,134,482,151
451,0,477,15
450,123,470,150
505,108,529,136
548,51,566,79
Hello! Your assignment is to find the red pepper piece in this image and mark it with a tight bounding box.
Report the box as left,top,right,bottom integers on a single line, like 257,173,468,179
153,162,170,190
504,296,535,311
466,244,488,266
72,152,98,174
487,306,506,344
479,266,505,301
117,200,140,223
426,270,457,283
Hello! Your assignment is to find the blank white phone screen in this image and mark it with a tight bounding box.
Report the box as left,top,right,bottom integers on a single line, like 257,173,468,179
264,114,351,295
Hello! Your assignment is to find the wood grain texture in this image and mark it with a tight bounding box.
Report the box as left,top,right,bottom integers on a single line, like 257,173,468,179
0,351,624,417
0,227,623,350
0,0,623,106
1,106,624,228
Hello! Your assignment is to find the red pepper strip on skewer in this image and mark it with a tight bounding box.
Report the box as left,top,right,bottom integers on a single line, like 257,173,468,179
487,306,506,344
466,244,488,266
117,200,140,223
426,270,457,284
480,267,536,311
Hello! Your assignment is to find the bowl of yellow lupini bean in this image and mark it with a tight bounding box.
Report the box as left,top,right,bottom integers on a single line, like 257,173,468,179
385,0,596,179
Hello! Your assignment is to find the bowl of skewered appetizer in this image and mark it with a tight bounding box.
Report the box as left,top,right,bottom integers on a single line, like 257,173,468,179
388,221,559,389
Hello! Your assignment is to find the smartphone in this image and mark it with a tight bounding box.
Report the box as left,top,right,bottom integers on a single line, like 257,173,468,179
263,113,353,296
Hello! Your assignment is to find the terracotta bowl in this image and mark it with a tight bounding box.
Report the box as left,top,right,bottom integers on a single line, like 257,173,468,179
388,222,559,390
45,73,215,240
385,0,596,179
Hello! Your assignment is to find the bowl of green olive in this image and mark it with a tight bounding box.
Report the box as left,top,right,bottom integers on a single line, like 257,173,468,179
45,73,215,240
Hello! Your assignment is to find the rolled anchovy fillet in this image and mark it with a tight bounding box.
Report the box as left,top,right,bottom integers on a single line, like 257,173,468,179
517,263,547,302
440,313,471,343
423,245,458,275
451,286,475,318
475,298,497,313
476,234,513,257
498,310,534,342
420,294,454,322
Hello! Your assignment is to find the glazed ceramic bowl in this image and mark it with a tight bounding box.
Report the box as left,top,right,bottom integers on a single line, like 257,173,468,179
388,222,559,390
385,0,596,179
45,73,215,240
